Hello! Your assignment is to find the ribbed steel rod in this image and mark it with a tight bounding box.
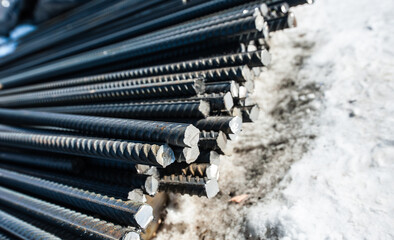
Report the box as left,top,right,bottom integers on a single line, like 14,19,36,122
0,50,269,97
0,206,84,240
30,100,211,119
0,13,265,89
0,164,135,200
0,79,204,107
0,131,175,167
81,167,159,196
0,186,140,240
159,163,219,180
0,209,61,240
0,149,84,173
159,175,219,198
195,151,221,165
205,81,239,97
0,168,153,228
0,108,200,148
199,130,228,154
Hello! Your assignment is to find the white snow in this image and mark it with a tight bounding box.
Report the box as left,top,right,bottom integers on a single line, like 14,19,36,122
247,0,394,239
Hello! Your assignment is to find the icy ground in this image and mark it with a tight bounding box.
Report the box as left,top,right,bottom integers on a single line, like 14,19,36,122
157,0,394,239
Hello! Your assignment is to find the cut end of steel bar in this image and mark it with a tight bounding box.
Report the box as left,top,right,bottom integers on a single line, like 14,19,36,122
198,100,210,118
123,231,141,240
156,144,175,168
205,179,219,198
260,49,271,66
288,12,297,28
241,65,253,82
223,92,234,111
194,78,205,94
249,105,260,122
239,86,247,99
259,4,269,17
262,21,269,39
206,164,219,180
134,205,153,229
217,131,230,155
183,125,200,147
229,116,242,135
230,81,239,98
145,176,159,196
128,189,147,203
254,10,265,32
183,146,200,164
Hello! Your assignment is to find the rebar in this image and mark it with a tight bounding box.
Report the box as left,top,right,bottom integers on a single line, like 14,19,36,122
0,149,84,173
0,186,140,240
159,175,219,198
0,131,175,167
30,100,211,119
81,167,159,196
159,163,219,180
193,116,243,134
199,130,228,154
0,168,153,228
0,108,200,148
0,78,204,107
0,209,61,240
0,50,269,96
0,13,265,89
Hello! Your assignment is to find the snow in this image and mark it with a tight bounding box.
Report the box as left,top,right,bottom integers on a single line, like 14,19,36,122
247,0,394,239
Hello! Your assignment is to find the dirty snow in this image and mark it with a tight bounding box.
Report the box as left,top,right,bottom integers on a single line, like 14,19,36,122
157,0,394,239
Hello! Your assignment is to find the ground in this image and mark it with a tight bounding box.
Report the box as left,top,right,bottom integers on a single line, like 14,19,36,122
156,0,394,239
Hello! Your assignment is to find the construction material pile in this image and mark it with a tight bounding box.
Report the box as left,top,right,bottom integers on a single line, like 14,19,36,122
0,0,313,239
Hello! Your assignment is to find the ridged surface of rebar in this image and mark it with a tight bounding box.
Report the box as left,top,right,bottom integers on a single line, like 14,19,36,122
0,79,203,107
0,186,137,240
0,209,61,240
159,175,209,197
0,150,83,173
0,108,199,147
31,100,210,119
0,131,172,166
0,168,151,227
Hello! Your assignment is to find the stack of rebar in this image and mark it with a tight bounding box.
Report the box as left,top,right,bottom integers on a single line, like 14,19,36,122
0,0,313,239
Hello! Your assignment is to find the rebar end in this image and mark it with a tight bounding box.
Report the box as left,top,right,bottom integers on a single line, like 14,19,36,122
223,92,234,111
229,116,242,134
135,205,153,229
209,151,220,165
254,10,265,32
287,12,297,28
217,131,229,155
128,189,147,202
238,86,247,99
241,66,254,82
199,100,211,118
261,49,271,66
259,4,269,16
205,179,219,198
206,164,219,180
184,125,200,147
184,146,200,163
123,232,141,240
249,105,260,122
194,78,205,94
230,81,239,98
145,176,159,196
156,145,175,168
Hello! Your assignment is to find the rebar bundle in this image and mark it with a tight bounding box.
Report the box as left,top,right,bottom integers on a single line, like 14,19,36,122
0,1,313,239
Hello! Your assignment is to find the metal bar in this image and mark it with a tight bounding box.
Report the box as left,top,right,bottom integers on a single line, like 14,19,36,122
0,168,153,228
0,186,141,240
0,108,200,148
0,209,61,240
